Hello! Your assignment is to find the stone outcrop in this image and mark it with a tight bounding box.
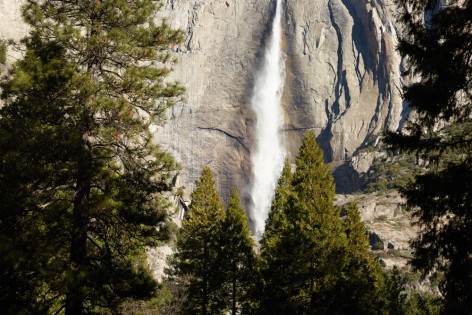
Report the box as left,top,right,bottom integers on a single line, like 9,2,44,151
336,191,416,248
146,245,173,282
336,191,418,269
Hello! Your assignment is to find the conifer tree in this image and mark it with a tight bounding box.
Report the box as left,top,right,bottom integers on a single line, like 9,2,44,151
0,1,183,314
261,134,388,314
172,167,226,315
260,159,293,312
261,132,346,314
289,131,346,314
338,202,387,314
0,38,6,64
220,189,259,315
387,1,472,312
262,159,292,240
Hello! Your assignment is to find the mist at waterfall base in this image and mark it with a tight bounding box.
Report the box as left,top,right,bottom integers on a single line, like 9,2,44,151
250,0,285,239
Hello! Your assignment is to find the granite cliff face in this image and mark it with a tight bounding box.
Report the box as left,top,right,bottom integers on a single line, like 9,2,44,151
0,0,28,62
0,0,25,38
0,0,407,198
0,0,413,274
156,0,407,201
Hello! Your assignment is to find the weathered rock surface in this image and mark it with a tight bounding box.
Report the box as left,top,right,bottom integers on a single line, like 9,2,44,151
336,191,418,268
0,0,408,199
156,0,407,201
0,0,415,275
146,245,173,283
0,0,29,62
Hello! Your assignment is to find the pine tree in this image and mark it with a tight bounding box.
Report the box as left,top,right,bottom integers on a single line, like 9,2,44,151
289,131,347,314
0,38,6,64
385,267,409,315
259,159,294,313
383,267,441,315
220,189,259,315
172,167,226,315
261,134,388,314
262,159,292,241
338,202,387,314
0,1,183,314
260,132,346,314
387,1,472,313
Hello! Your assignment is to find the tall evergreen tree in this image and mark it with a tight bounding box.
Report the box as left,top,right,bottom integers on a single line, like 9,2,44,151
262,159,292,240
260,159,293,312
261,132,346,314
172,167,226,315
289,131,346,314
220,189,259,315
384,267,441,315
0,38,6,64
338,202,387,314
261,134,388,314
387,1,472,313
0,1,183,314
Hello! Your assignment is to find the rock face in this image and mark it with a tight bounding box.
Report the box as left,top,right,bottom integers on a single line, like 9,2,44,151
156,0,407,202
0,0,29,62
336,191,417,269
336,191,416,250
0,0,414,277
0,0,407,200
282,0,404,161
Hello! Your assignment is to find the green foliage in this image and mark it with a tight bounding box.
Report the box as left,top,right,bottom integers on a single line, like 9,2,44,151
384,267,441,315
261,132,386,314
357,145,377,153
407,162,472,313
167,135,438,315
262,159,292,242
387,0,472,313
157,275,191,315
0,39,6,64
376,249,415,260
336,203,388,314
364,153,424,193
259,159,294,313
119,281,177,314
0,0,183,313
171,171,260,315
404,291,442,315
385,267,409,315
172,167,226,314
260,132,345,314
220,189,260,315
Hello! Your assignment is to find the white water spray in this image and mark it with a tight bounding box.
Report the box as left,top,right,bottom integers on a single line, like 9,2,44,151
250,0,285,238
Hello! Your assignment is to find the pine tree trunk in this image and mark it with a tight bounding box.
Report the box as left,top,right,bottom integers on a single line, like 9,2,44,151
231,241,237,315
310,258,315,312
203,242,208,315
65,9,98,312
232,268,237,315
65,145,92,315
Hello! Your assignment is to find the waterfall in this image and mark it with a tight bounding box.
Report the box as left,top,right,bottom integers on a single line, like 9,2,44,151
250,0,285,238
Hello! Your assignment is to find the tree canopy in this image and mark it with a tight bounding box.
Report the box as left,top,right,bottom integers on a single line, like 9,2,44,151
260,132,385,314
388,0,472,313
171,167,226,314
220,189,259,315
171,170,259,315
0,0,183,314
